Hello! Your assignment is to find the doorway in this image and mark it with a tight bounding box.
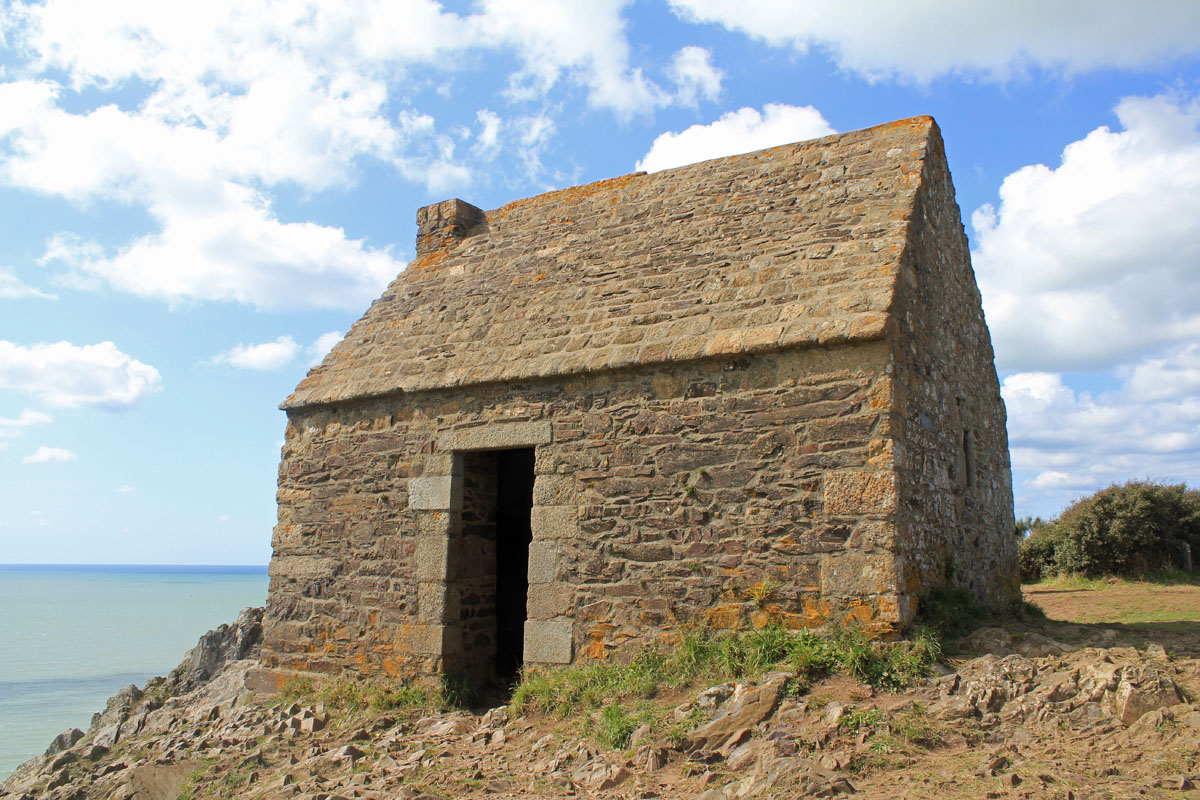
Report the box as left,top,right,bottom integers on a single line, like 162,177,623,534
458,447,534,685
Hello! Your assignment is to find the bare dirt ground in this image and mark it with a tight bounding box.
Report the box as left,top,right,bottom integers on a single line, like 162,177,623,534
5,583,1199,800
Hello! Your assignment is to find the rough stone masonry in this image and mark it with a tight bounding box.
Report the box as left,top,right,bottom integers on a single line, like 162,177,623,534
252,115,1018,691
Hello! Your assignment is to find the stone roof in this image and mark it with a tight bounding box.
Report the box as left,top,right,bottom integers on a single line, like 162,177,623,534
283,116,938,410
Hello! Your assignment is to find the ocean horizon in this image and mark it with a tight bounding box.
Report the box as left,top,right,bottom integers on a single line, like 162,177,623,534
0,563,269,780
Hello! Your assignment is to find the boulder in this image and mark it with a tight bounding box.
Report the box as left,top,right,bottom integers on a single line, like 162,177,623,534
685,672,789,753
1111,667,1184,725
44,729,84,757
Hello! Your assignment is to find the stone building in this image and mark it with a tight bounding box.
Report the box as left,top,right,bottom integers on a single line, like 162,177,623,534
254,116,1018,690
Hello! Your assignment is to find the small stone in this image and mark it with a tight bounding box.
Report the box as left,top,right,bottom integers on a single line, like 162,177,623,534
628,724,651,749
333,745,365,762
822,703,847,727
49,751,76,771
46,768,71,790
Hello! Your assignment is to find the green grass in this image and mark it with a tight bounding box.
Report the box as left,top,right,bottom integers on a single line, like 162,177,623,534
844,704,950,775
175,762,215,800
276,674,459,716
1032,569,1200,589
510,623,942,727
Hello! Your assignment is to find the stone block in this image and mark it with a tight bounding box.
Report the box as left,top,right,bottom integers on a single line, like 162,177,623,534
530,505,577,541
416,510,456,537
527,541,559,584
421,453,462,477
527,584,574,620
821,551,899,597
415,536,452,581
524,618,573,664
268,556,339,581
409,476,461,510
532,474,578,506
439,420,551,452
417,582,458,623
823,471,896,515
397,623,448,656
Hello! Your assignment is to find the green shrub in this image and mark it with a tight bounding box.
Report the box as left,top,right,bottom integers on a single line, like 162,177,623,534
1018,523,1063,582
1019,481,1200,579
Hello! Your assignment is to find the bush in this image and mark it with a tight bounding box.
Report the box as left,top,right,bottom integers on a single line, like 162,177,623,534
1018,523,1063,582
1019,480,1200,579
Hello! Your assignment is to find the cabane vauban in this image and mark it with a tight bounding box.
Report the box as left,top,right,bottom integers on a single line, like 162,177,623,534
251,116,1018,692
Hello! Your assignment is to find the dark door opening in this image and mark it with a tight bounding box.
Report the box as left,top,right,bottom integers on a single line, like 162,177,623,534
493,448,534,681
458,447,534,687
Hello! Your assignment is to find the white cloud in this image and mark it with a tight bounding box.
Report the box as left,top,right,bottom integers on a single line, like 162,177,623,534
973,94,1200,372
0,82,406,311
2,1,703,310
115,484,135,493
669,46,722,106
309,331,345,366
39,192,405,312
476,0,669,117
0,408,52,439
1025,470,1096,491
0,268,56,299
1124,343,1200,403
23,445,77,464
210,335,299,370
0,340,162,410
668,0,1200,84
1002,362,1200,515
636,103,835,173
474,110,502,158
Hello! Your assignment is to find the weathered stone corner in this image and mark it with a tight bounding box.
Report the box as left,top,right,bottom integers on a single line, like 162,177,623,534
416,198,487,256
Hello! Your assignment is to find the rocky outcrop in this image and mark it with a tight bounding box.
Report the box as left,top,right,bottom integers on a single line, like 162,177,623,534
161,606,263,695
2,607,263,799
4,618,1198,800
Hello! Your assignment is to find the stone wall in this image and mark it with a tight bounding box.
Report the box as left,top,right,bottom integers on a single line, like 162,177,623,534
888,125,1018,611
261,341,900,681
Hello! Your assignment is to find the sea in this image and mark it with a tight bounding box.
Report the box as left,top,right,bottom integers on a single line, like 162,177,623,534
0,564,268,780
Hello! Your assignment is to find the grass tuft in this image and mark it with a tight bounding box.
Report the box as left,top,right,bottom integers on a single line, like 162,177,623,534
510,622,942,733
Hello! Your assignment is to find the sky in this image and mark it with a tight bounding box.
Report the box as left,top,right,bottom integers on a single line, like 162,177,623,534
2,1,1199,564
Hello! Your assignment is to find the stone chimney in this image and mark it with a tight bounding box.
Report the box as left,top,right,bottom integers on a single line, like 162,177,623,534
415,198,487,256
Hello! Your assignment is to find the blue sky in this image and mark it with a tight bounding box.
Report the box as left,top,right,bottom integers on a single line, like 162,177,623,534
2,1,1199,564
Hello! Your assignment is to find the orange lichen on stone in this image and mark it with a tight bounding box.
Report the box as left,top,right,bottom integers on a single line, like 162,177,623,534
406,248,448,273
